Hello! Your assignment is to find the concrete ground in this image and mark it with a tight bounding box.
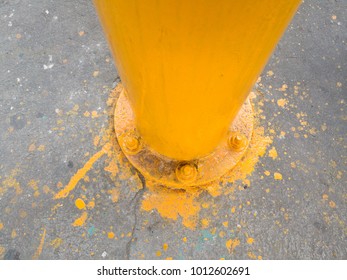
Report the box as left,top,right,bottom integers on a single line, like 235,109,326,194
0,0,346,260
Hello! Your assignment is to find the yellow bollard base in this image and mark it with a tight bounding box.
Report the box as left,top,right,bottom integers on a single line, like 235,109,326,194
114,85,253,189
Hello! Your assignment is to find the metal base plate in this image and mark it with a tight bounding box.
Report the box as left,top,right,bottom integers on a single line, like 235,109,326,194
114,85,254,189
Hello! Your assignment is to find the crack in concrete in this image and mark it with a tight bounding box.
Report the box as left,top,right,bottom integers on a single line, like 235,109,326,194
125,172,146,260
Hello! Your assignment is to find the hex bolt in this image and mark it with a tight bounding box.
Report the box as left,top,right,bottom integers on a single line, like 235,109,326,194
175,163,198,183
120,132,141,155
228,132,248,152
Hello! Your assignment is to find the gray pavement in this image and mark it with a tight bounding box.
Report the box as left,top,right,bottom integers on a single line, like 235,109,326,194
0,0,346,259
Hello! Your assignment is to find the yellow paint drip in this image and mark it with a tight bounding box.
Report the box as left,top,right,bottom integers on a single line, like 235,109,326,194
32,228,46,260
54,145,109,199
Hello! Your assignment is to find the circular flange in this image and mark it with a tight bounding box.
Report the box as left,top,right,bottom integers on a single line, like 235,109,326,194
114,86,253,189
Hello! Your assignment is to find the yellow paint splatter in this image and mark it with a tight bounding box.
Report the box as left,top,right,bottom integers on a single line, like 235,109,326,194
87,200,95,209
54,145,109,199
226,238,240,254
266,70,274,77
222,221,229,228
19,210,27,218
0,168,22,196
268,147,278,160
141,184,201,229
277,98,288,107
72,211,88,227
277,84,288,92
43,185,51,194
329,201,336,208
201,218,210,228
11,229,17,239
109,188,120,203
163,243,168,251
0,223,3,231
264,170,270,176
50,238,63,249
32,228,46,260
247,251,257,259
156,250,162,257
84,111,90,117
75,198,86,210
91,111,99,118
104,158,119,178
274,172,283,180
247,237,254,245
108,232,115,239
93,135,100,147
37,145,45,151
182,237,187,243
28,143,36,152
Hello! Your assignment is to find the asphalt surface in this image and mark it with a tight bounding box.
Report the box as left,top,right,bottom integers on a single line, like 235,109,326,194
0,0,346,259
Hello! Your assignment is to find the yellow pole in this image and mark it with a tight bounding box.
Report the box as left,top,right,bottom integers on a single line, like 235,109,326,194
94,0,300,169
